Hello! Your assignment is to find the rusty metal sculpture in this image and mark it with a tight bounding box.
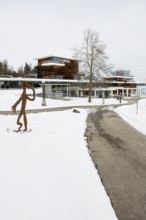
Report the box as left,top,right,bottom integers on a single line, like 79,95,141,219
11,81,35,131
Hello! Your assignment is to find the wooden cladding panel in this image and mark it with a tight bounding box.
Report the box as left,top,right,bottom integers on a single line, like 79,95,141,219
37,60,79,79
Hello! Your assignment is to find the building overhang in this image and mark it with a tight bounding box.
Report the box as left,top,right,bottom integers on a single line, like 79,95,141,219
41,63,65,67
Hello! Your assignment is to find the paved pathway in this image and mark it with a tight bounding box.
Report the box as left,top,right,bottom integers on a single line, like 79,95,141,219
85,106,146,220
0,101,130,115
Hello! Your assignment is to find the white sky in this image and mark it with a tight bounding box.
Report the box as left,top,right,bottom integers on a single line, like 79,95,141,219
0,0,146,82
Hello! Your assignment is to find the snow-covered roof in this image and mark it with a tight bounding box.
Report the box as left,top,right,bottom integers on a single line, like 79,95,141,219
0,77,79,83
104,75,134,79
35,55,77,61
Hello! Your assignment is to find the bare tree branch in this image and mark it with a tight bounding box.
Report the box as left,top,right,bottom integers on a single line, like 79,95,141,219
73,28,111,102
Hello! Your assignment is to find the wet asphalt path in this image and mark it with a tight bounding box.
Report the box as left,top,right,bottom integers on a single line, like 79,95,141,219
85,107,146,220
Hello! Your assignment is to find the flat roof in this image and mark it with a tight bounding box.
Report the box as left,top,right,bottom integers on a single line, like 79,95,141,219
0,77,79,83
104,75,134,79
35,55,77,61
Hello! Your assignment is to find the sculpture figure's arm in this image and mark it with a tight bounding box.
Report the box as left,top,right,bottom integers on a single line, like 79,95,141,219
26,85,35,101
11,96,22,112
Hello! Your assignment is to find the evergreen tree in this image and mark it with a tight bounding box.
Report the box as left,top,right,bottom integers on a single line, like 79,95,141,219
3,60,8,75
17,66,24,76
24,63,32,75
0,62,2,75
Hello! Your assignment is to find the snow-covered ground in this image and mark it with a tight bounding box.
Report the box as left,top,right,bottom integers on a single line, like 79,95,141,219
0,88,126,111
114,98,146,136
1,88,146,220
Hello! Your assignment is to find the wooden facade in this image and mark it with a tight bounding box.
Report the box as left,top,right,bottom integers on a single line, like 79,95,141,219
104,75,136,88
35,56,79,79
103,75,137,96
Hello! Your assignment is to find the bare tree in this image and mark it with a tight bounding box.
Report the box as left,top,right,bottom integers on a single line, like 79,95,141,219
112,69,131,77
74,28,109,102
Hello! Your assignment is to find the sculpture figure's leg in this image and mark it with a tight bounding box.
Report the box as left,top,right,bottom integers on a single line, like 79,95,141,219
17,113,23,131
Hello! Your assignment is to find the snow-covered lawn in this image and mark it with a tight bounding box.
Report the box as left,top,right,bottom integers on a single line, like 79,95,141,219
114,98,146,136
0,89,118,220
1,88,146,220
0,88,126,111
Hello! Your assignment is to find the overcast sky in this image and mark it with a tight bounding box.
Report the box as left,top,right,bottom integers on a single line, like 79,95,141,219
0,0,146,81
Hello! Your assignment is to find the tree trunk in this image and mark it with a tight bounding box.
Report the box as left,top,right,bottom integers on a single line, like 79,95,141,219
88,75,92,102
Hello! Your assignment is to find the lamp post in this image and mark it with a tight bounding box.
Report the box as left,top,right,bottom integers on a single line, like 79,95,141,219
102,89,105,104
136,86,139,115
66,83,69,97
119,93,122,103
42,80,47,106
